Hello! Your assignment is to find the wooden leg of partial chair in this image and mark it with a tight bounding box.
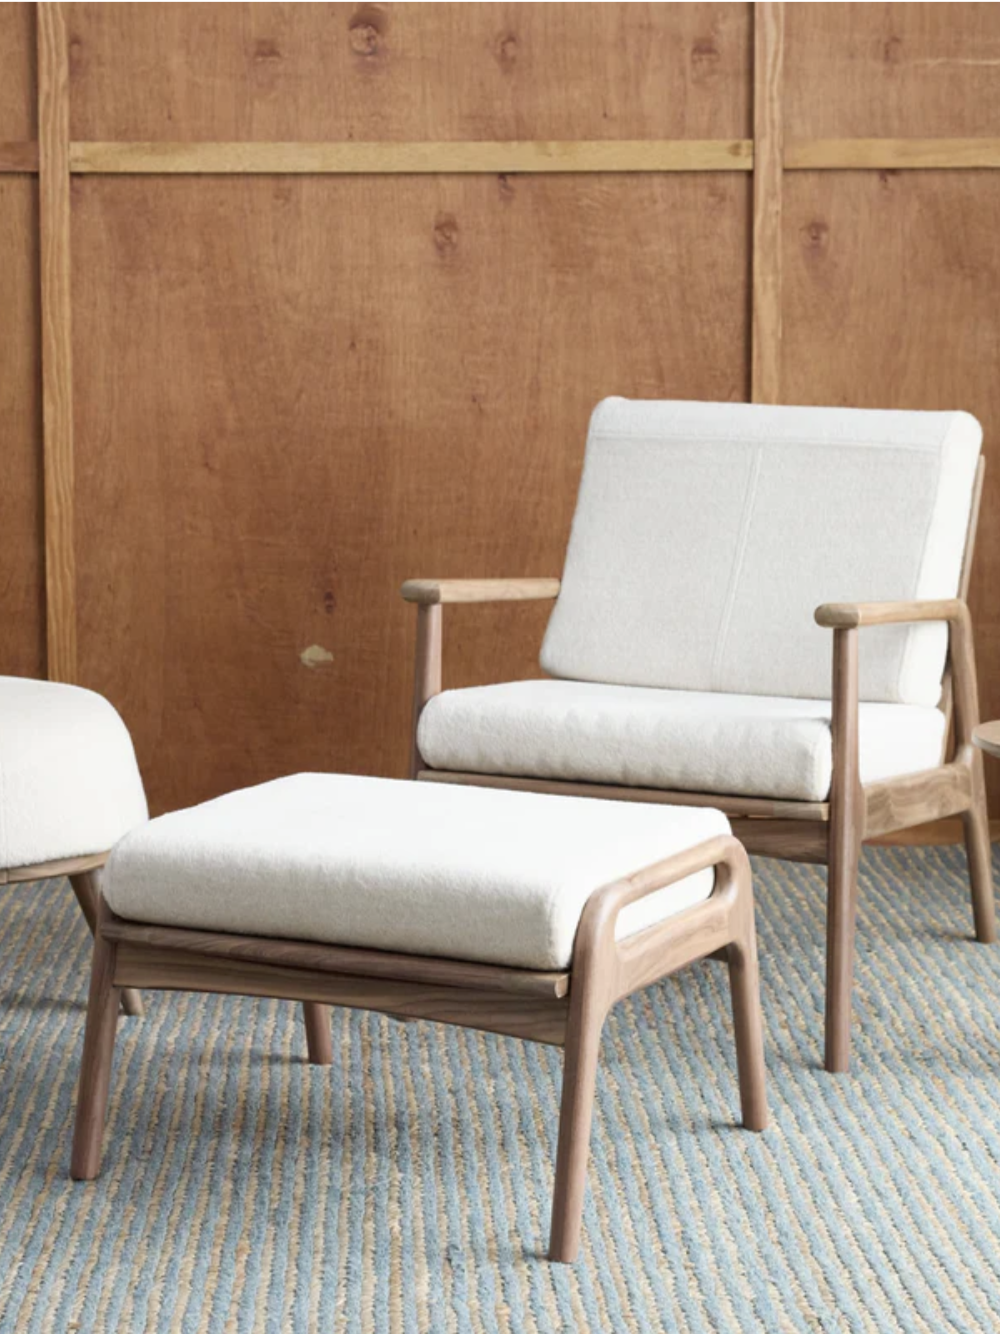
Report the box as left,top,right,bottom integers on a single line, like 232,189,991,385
549,991,606,1263
302,1002,333,1065
69,871,144,1018
962,761,996,945
726,922,768,1132
71,916,121,1180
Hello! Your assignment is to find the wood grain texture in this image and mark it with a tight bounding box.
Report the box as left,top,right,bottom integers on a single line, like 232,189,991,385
66,3,752,142
37,1,76,682
751,0,783,403
785,3,1000,139
402,578,560,605
0,3,36,140
71,172,748,813
0,175,45,679
0,142,39,172
863,763,974,840
782,169,1000,812
101,913,570,997
69,139,753,174
787,138,1000,170
112,944,571,1046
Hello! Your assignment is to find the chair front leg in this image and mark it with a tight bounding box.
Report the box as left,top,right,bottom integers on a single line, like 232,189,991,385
71,898,121,1180
825,627,864,1074
824,795,863,1074
69,870,144,1018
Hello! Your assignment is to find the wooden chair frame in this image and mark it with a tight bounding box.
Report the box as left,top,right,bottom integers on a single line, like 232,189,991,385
402,461,994,1074
71,836,766,1263
3,854,143,1018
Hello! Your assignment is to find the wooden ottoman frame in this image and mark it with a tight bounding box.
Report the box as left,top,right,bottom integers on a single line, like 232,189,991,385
71,834,766,1263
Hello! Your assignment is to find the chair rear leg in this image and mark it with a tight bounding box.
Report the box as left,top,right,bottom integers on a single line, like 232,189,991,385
302,1002,333,1065
962,762,996,944
71,923,121,1180
69,871,144,1018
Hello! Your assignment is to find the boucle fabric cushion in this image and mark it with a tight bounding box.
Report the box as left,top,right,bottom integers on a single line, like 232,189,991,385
417,680,947,804
0,677,148,870
103,774,730,971
540,399,981,707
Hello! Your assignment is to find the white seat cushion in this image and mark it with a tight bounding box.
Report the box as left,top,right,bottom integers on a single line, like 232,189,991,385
103,774,730,971
417,680,947,804
541,399,981,707
0,677,148,870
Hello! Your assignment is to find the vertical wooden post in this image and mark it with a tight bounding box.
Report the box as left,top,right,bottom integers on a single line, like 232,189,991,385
825,626,864,1073
751,2,785,405
409,603,443,778
37,1,77,682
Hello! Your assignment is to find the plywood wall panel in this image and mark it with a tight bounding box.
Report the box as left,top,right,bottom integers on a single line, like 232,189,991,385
0,2,36,139
0,178,44,679
782,169,1000,801
67,2,751,142
72,173,749,812
785,2,1000,137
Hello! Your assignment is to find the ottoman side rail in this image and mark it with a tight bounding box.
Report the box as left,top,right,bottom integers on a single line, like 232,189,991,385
110,943,570,1047
100,913,569,998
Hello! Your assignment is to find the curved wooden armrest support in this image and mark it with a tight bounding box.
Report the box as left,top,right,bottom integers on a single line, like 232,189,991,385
573,835,753,1007
580,835,748,938
401,577,560,605
814,598,969,630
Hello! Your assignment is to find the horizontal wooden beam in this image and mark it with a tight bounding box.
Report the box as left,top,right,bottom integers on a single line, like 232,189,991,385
69,139,753,174
786,137,1000,170
9,138,1000,179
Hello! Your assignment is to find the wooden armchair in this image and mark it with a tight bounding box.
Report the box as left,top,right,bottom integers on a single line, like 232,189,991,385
402,399,994,1073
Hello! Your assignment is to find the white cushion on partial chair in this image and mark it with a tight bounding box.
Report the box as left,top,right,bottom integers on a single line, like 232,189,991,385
540,399,981,707
417,680,948,803
0,677,148,870
103,773,730,970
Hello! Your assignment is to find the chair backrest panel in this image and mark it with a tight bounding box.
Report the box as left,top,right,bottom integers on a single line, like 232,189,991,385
540,399,982,706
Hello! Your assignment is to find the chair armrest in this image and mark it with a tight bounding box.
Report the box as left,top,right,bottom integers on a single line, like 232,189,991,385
401,578,560,606
814,598,968,630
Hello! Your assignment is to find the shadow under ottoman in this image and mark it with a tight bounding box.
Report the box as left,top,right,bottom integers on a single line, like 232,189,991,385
71,774,768,1263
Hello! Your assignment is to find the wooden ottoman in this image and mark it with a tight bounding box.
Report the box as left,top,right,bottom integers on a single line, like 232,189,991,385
71,774,767,1262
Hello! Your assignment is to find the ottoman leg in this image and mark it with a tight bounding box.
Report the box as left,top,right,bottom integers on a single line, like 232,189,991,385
726,920,768,1132
549,963,608,1263
71,920,120,1180
70,870,144,1019
303,1002,333,1065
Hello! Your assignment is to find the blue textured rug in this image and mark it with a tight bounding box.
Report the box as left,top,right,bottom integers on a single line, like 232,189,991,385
2,846,1000,1332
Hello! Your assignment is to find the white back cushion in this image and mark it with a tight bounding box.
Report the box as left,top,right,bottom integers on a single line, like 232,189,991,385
540,400,981,706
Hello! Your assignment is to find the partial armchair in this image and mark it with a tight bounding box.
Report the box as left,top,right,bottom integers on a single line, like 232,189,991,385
402,398,994,1073
1,676,149,1017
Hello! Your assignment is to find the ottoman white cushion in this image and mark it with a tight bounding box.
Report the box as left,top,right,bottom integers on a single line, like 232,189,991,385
0,676,148,870
103,774,730,971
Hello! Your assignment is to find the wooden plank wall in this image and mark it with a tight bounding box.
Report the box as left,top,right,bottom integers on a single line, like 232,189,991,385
3,2,1000,817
